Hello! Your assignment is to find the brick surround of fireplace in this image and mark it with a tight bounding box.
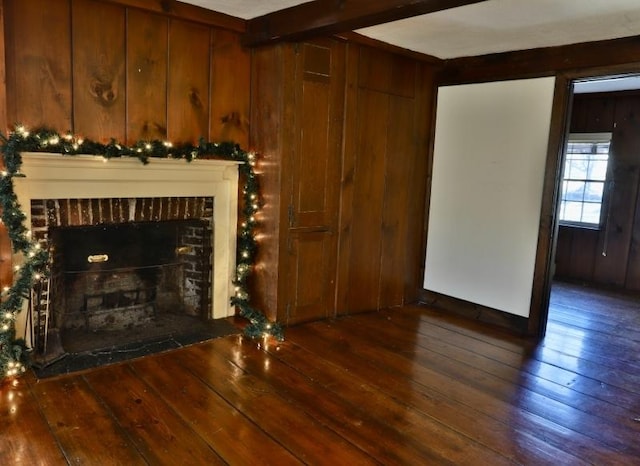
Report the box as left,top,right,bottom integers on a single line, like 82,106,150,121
13,153,241,352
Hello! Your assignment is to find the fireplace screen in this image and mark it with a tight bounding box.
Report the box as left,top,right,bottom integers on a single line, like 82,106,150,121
48,220,212,354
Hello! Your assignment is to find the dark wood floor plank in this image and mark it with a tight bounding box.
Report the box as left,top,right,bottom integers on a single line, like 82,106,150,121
0,376,67,465
374,307,640,410
263,335,578,465
551,282,640,323
211,335,470,465
345,318,640,448
385,303,640,398
83,363,226,465
395,305,537,353
29,376,146,465
534,342,640,396
540,329,640,376
548,306,640,343
130,352,302,465
169,340,380,465
332,315,640,458
546,318,640,359
290,321,635,464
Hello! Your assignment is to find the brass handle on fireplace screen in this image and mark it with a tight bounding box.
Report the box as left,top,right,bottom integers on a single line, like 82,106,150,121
87,254,109,263
175,246,193,255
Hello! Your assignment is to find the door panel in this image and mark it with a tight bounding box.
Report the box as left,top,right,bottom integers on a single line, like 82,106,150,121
285,232,332,324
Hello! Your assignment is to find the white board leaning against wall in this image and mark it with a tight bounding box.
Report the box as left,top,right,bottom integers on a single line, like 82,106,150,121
424,77,556,318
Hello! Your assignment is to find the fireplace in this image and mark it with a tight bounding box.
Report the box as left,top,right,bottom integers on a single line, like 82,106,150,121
12,153,240,359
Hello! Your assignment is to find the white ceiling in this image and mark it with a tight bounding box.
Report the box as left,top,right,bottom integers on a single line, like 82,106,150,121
181,0,311,20
181,0,640,59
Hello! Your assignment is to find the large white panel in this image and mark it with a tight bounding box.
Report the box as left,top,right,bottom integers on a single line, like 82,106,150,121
424,77,555,317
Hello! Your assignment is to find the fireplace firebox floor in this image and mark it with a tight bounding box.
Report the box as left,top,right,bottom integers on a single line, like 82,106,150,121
31,315,239,379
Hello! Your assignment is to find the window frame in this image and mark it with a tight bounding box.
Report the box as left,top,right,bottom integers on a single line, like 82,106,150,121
558,132,612,229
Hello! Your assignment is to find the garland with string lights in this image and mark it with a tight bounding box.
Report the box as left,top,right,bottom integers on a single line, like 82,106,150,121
0,126,283,382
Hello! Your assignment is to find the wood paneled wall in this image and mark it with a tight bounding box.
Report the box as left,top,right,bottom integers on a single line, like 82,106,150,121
555,91,640,291
0,0,433,322
3,0,249,146
0,0,250,298
1,0,435,324
338,45,432,314
250,41,434,322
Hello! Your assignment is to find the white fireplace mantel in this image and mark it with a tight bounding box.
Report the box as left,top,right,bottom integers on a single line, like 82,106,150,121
13,152,241,336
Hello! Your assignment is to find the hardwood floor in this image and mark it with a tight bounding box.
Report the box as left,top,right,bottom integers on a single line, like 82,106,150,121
2,282,639,464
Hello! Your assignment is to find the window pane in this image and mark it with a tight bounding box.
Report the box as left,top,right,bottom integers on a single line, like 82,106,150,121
561,180,568,198
563,159,572,179
596,142,610,154
567,159,588,180
563,201,583,222
565,181,585,201
582,203,602,224
567,142,593,154
588,160,608,181
584,181,604,202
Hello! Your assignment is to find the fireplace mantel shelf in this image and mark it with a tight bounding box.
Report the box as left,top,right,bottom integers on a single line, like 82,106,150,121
17,152,241,184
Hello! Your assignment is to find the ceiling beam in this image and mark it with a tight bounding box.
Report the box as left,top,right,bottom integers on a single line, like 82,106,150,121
244,0,490,47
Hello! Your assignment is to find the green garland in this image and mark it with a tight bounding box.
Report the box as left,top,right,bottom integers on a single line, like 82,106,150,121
0,126,283,382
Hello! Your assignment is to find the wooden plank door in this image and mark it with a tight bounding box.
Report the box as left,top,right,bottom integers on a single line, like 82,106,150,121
283,40,345,325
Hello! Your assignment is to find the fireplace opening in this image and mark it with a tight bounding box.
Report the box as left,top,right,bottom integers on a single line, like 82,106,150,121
49,220,213,354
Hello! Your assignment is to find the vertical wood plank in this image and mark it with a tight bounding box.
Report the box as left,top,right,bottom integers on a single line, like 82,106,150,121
126,8,168,142
358,46,391,93
405,63,434,302
347,87,388,312
621,96,640,289
569,228,598,281
4,0,72,130
249,44,288,321
379,94,414,308
210,29,250,148
335,43,359,315
554,226,573,278
0,1,9,291
0,223,11,289
167,19,210,143
0,0,8,134
72,0,126,141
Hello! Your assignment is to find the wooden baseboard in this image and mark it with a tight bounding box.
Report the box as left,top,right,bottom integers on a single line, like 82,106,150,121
419,289,529,335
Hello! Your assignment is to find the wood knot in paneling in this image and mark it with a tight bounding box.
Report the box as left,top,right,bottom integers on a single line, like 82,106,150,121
90,78,118,106
221,112,241,127
189,88,203,109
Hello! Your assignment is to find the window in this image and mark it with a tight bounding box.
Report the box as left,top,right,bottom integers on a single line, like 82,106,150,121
559,133,611,227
